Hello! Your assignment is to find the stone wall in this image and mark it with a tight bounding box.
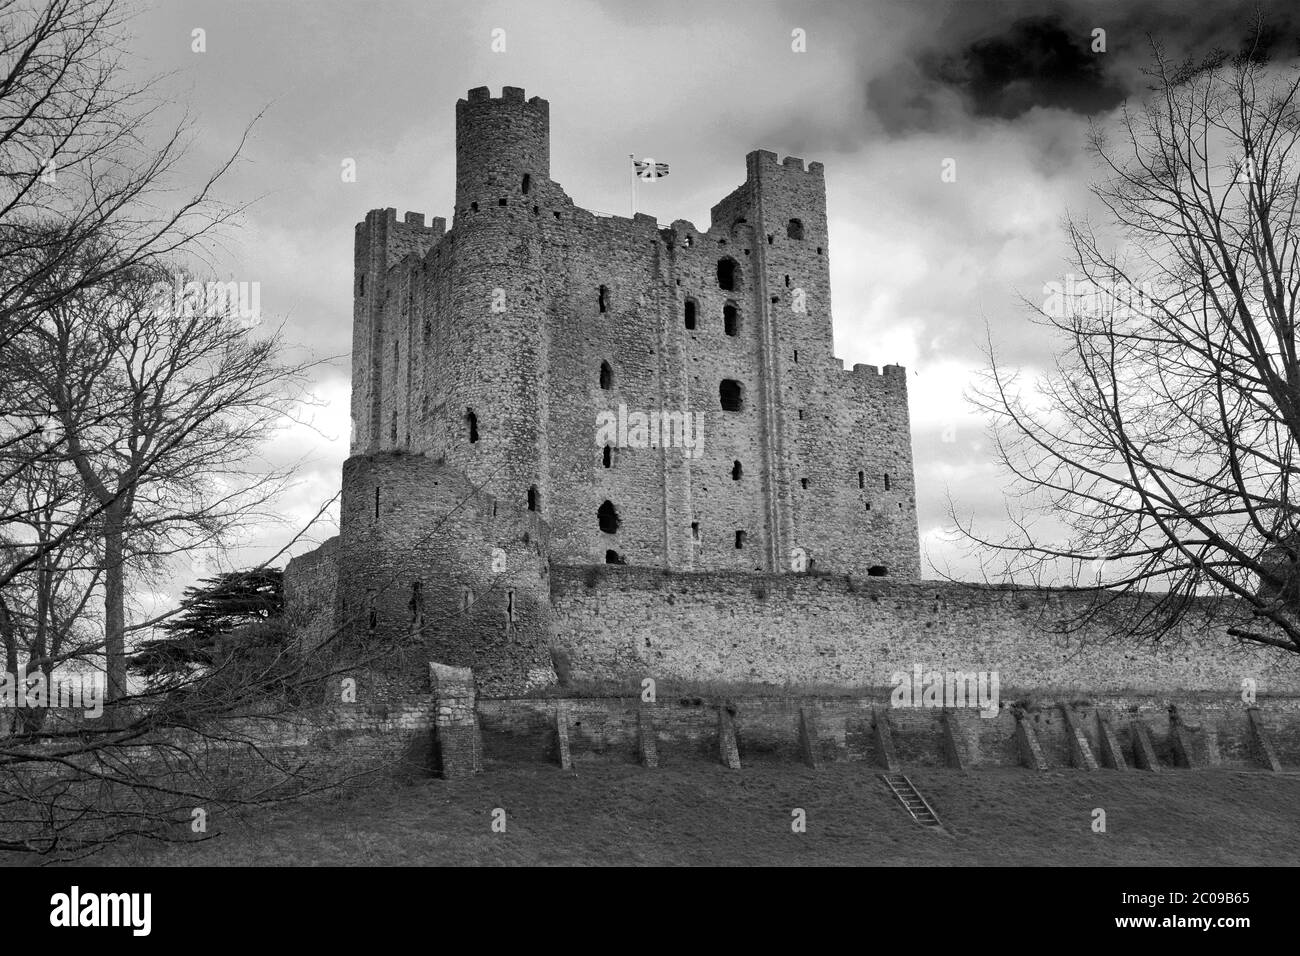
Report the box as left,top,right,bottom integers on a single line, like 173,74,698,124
548,565,1300,696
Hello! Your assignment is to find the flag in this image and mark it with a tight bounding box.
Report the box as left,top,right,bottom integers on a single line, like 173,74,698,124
633,157,670,181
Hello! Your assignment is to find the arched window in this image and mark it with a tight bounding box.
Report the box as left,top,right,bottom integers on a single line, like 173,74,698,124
599,361,613,390
597,500,620,534
684,298,697,330
732,460,743,480
719,379,744,412
723,302,740,336
605,549,623,564
787,218,804,240
716,257,739,292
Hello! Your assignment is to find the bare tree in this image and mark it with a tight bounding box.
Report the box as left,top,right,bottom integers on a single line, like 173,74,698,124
965,34,1300,655
2,264,315,705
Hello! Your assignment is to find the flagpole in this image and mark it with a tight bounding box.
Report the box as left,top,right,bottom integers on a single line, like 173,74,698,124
629,153,636,217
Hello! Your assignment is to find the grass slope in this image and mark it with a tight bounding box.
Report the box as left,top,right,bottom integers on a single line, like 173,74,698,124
88,761,1300,867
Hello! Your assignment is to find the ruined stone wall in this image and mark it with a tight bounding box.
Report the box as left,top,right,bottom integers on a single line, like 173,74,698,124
335,451,556,695
548,565,1300,696
283,535,339,651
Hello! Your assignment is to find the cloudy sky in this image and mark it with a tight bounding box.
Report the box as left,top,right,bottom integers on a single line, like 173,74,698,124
115,0,1300,611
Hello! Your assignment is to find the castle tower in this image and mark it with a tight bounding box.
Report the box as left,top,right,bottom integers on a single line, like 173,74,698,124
440,87,552,508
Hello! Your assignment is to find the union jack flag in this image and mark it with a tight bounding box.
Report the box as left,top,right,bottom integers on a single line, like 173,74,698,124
633,156,670,180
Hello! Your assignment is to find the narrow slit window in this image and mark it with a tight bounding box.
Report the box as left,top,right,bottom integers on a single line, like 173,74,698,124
884,473,891,491
603,445,612,468
599,360,613,390
734,530,746,549
466,409,479,443
527,485,539,511
732,460,742,480
858,470,865,489
723,302,739,336
598,285,609,313
374,486,380,519
522,174,531,194
684,298,697,330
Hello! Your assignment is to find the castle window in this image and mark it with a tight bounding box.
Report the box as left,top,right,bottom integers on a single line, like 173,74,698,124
866,502,872,511
719,379,744,412
466,409,479,443
858,470,865,489
800,477,808,489
522,174,531,195
461,588,473,612
390,411,397,443
506,589,516,624
603,445,612,468
605,549,623,564
868,565,888,577
598,500,620,534
723,302,740,336
784,275,790,287
716,257,739,292
732,460,742,481
374,486,380,520
471,202,478,212
816,246,823,255
787,218,805,240
684,298,697,330
884,473,891,491
599,361,613,390
691,521,699,541
767,234,773,244
734,530,746,549
409,581,424,628
359,274,365,297
554,210,561,219
798,408,804,420
793,350,798,362
528,485,539,511
770,295,779,305
498,197,507,206
598,285,610,313
532,205,539,215
684,234,694,247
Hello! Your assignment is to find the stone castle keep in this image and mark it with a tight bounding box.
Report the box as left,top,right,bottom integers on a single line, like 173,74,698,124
286,86,1300,700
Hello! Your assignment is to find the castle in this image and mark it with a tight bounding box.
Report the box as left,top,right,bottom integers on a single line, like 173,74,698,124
286,87,1298,699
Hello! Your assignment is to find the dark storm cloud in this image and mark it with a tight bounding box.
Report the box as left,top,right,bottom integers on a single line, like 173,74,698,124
867,0,1300,135
936,14,1122,120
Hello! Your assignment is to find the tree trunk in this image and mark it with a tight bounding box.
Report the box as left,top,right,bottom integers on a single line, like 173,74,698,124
104,505,127,706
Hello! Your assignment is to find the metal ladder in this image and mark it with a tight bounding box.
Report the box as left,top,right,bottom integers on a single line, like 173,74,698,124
882,772,945,831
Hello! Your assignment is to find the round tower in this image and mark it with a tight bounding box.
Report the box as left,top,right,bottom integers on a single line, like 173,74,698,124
442,87,550,514
455,86,550,211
